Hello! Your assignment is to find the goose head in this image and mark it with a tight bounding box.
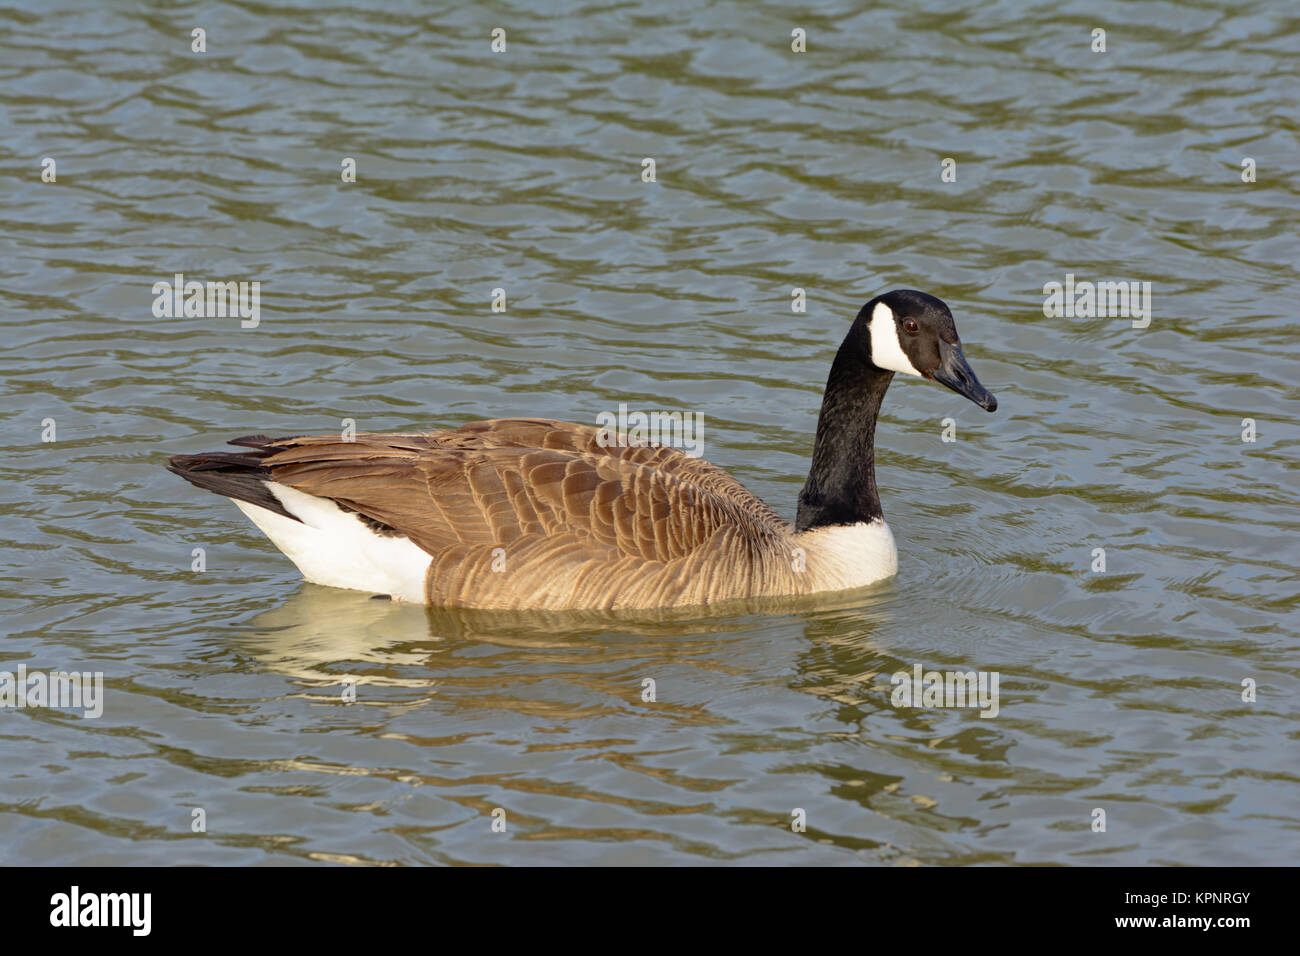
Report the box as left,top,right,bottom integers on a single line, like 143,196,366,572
860,290,998,412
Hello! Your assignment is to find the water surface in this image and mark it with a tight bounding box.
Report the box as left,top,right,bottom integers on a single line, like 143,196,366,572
1,0,1297,864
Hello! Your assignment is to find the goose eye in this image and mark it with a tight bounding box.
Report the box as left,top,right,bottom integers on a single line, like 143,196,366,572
903,318,919,334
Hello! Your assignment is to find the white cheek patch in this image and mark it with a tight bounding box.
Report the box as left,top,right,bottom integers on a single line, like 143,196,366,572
868,302,924,377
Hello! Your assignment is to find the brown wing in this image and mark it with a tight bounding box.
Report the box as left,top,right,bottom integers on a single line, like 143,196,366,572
257,419,793,608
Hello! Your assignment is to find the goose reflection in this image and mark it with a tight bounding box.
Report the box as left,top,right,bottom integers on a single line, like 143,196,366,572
226,581,906,726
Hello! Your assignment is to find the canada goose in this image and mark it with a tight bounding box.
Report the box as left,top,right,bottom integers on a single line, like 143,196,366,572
168,290,996,610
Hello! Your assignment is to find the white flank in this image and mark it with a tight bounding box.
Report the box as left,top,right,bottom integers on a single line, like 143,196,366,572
231,483,431,602
796,519,899,590
868,301,923,377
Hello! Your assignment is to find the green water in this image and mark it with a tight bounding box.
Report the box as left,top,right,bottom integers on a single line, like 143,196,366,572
2,0,1297,864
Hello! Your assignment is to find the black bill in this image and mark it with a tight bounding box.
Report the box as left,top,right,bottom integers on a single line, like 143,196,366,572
931,340,997,412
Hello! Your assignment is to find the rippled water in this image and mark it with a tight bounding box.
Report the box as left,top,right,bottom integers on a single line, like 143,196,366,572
2,0,1297,865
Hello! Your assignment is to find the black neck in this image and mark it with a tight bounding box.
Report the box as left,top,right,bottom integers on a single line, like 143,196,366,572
795,324,893,531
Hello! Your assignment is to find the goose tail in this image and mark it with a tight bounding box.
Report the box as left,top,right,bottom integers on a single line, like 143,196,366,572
166,437,299,521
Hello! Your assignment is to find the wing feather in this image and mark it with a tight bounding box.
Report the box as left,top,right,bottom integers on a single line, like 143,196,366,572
254,418,792,606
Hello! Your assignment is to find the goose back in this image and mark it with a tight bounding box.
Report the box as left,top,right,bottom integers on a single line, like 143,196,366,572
242,418,810,609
